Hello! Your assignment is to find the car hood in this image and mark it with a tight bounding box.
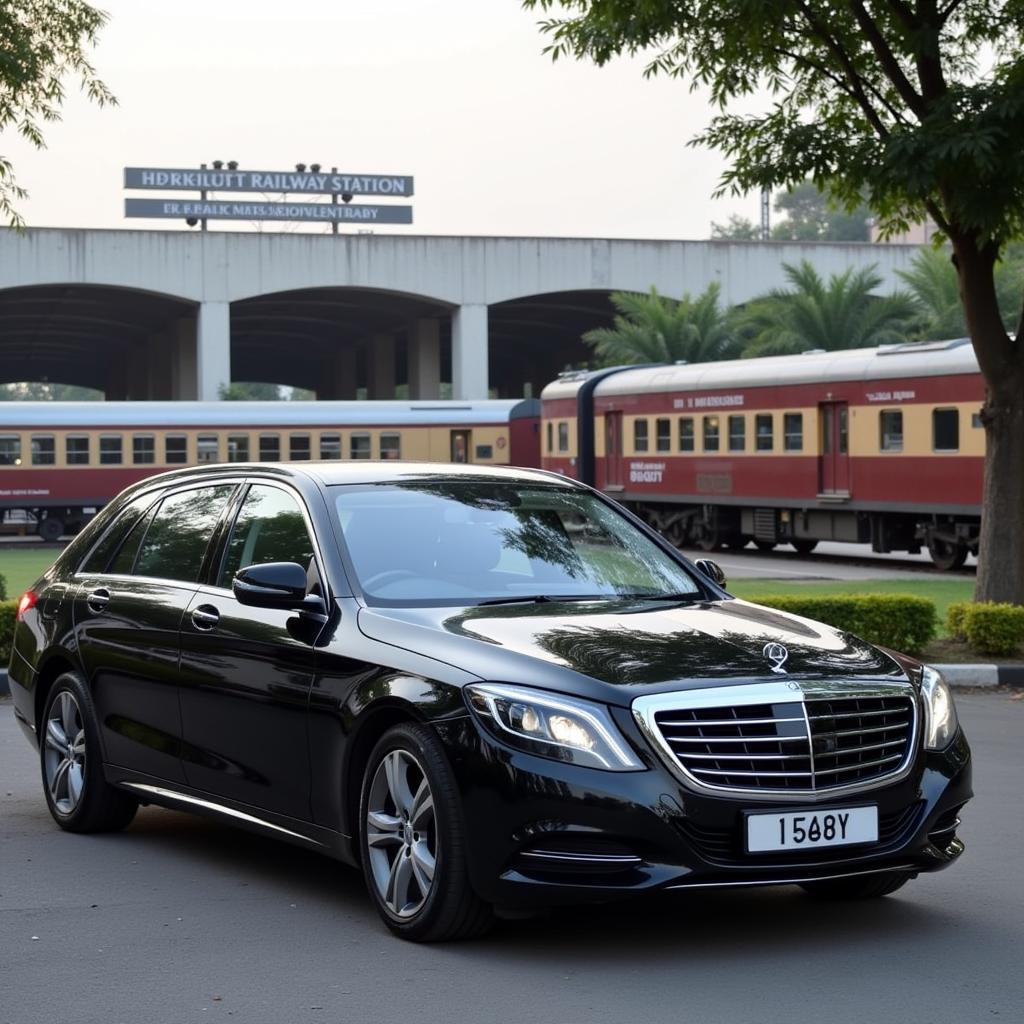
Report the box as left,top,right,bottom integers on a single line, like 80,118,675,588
356,597,909,705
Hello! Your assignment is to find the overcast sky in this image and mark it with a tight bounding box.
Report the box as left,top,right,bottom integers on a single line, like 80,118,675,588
4,0,762,240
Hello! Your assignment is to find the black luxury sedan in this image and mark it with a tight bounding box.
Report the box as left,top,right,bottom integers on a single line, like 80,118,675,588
8,462,971,941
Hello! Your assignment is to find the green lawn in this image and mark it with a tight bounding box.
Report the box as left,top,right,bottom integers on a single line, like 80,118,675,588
0,547,63,599
729,577,975,638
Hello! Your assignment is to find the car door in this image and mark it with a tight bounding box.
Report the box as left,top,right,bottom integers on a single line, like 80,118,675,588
74,483,238,784
177,481,323,818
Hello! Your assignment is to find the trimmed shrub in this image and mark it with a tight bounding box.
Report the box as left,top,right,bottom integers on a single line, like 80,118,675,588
0,571,6,601
946,601,972,641
0,599,16,668
747,594,937,656
961,602,1024,657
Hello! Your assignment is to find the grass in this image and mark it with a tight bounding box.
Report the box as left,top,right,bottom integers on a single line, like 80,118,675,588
728,577,975,639
0,546,63,598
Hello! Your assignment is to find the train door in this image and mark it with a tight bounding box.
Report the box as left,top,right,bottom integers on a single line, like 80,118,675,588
819,402,850,494
605,412,624,487
450,430,470,464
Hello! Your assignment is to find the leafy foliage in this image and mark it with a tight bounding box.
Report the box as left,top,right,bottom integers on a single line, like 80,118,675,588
0,1,116,226
772,180,870,242
711,214,761,240
583,282,737,366
0,381,102,400
748,593,936,655
960,602,1024,656
218,382,285,400
737,260,917,356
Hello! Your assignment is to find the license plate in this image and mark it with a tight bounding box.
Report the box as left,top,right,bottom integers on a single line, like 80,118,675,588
746,805,878,853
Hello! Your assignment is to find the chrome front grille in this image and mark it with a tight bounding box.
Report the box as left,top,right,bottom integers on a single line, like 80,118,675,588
634,683,917,795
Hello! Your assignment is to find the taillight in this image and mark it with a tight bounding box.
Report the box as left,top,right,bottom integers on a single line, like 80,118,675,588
16,590,38,621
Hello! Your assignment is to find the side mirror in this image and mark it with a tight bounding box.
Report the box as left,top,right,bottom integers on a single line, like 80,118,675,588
233,561,325,615
694,558,727,589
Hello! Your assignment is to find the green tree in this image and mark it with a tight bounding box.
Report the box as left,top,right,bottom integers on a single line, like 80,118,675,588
739,260,917,356
772,180,870,242
0,382,102,400
218,382,284,400
1,2,115,225
523,0,1024,603
583,283,737,366
711,214,761,240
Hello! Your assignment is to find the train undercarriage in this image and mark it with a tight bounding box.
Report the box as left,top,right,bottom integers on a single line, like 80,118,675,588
632,501,980,571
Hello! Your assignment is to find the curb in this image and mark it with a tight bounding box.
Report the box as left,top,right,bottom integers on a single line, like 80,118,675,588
0,669,7,697
927,663,1024,689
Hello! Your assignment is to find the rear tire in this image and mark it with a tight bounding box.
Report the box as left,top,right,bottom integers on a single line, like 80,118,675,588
40,672,138,833
928,537,968,571
800,871,911,900
359,722,493,942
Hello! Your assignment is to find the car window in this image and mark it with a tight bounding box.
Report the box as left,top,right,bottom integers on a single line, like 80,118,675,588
334,481,701,605
133,485,236,583
108,504,160,576
80,493,159,574
219,485,316,588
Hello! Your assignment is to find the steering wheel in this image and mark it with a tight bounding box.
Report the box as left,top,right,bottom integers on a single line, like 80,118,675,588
363,569,419,590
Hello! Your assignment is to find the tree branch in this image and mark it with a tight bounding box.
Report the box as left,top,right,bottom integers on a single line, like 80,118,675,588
848,0,927,117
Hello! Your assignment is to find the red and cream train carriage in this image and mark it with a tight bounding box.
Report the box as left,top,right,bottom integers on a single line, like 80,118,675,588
541,340,983,569
0,398,541,540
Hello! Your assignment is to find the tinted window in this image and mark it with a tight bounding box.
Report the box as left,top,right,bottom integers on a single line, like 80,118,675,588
259,435,280,461
784,413,803,451
335,482,700,605
133,486,235,583
703,416,720,452
31,436,55,466
381,433,401,460
728,415,745,452
108,505,159,576
656,418,671,453
545,422,553,454
290,434,311,460
228,435,249,462
880,410,903,452
634,420,649,453
679,417,694,452
320,434,341,459
557,422,570,453
80,495,157,574
0,436,21,466
220,485,315,586
166,435,188,464
133,435,155,465
66,435,90,465
933,408,959,451
100,436,123,465
756,414,774,451
351,434,371,459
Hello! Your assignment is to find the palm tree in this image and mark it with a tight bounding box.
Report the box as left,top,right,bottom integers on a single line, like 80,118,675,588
739,260,917,357
583,282,737,366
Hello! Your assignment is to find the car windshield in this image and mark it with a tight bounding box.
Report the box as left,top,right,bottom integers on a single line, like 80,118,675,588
333,480,702,605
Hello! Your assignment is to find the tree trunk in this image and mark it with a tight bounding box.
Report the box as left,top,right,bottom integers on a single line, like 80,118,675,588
951,236,1024,603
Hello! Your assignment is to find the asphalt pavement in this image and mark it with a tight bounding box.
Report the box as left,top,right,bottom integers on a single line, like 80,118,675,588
1,692,1021,1024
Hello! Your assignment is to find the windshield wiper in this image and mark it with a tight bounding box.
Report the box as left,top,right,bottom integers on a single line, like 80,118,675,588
474,594,611,607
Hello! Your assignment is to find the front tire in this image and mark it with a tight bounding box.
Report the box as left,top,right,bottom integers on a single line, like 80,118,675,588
40,672,138,833
359,722,492,942
800,871,911,900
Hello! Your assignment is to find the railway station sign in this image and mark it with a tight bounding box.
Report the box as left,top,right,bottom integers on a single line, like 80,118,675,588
125,198,413,224
124,167,414,196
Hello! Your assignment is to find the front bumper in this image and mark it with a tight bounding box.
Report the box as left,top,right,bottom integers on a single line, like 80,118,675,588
436,715,972,908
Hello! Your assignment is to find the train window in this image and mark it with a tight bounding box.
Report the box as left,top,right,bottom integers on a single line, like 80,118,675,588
259,434,281,461
880,410,903,452
351,434,372,459
228,435,249,462
0,435,22,466
290,434,312,460
703,416,720,452
656,419,671,453
132,435,155,465
99,435,123,465
381,433,401,460
476,444,494,459
31,436,56,466
320,434,342,459
546,422,554,454
728,415,745,452
933,408,959,452
558,422,570,453
197,435,219,463
66,435,90,465
165,435,188,464
784,413,803,451
838,407,849,454
755,414,774,451
634,420,649,453
679,417,694,452
972,413,983,429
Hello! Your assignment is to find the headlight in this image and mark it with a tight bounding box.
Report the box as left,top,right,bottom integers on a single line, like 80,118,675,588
465,683,643,771
921,666,958,750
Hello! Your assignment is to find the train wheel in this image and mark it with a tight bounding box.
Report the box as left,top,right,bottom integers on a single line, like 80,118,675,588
38,517,64,542
928,537,968,571
753,540,777,552
791,539,818,555
693,523,721,551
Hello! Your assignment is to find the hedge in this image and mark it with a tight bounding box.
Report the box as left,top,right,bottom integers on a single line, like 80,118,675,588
747,594,937,656
945,601,1024,657
0,571,6,601
0,599,16,668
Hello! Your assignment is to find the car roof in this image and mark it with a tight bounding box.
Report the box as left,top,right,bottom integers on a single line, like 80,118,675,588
127,460,580,492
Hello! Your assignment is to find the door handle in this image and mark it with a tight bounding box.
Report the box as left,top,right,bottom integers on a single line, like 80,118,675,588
191,605,220,631
86,588,110,614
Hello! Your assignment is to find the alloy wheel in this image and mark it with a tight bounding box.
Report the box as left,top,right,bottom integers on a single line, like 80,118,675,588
44,691,87,816
365,749,437,919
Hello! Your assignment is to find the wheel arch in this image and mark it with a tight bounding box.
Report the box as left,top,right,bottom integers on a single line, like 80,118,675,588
33,651,82,736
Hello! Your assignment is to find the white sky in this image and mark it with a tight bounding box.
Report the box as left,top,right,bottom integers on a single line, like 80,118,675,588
3,0,761,240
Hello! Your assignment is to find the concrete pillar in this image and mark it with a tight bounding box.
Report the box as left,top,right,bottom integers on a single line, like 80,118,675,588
322,345,357,400
408,318,441,400
197,301,231,401
171,316,198,400
451,304,489,399
366,333,395,399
